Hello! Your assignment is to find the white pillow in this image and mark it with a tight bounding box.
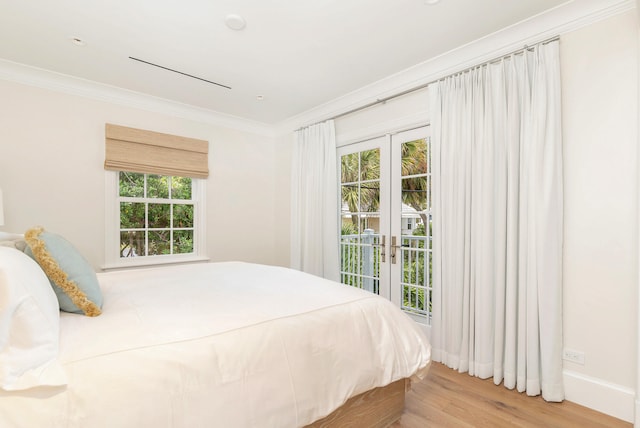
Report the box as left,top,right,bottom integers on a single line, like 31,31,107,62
0,231,26,252
0,246,67,390
0,232,22,241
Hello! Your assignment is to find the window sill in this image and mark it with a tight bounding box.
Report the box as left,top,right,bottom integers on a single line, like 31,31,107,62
101,255,210,271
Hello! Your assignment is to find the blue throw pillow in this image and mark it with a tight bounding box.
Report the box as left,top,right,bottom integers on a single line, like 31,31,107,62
24,227,102,316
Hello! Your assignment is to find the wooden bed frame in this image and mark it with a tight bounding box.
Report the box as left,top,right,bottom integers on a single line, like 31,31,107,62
306,378,410,428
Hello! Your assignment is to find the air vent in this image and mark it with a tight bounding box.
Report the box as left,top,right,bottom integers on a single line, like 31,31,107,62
129,57,231,90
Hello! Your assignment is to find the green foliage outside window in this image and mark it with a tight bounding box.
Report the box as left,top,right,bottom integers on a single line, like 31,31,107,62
401,225,432,315
119,172,194,258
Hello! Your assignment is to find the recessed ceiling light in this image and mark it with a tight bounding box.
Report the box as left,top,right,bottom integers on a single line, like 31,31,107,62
424,0,441,4
256,95,264,101
225,14,246,31
71,37,85,46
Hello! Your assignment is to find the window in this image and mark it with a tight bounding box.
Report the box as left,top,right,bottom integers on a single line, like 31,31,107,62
103,124,209,268
105,171,206,268
119,172,194,257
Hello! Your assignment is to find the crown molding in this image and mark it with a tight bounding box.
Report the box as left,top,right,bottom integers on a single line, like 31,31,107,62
275,0,635,135
0,59,275,138
1,0,632,139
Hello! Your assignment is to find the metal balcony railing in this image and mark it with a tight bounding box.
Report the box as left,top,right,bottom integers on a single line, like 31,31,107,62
340,229,432,319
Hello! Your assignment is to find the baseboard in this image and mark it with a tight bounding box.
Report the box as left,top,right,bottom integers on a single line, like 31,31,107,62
563,369,635,423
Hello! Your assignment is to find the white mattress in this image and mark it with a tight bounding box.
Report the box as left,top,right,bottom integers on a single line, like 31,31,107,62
0,262,431,428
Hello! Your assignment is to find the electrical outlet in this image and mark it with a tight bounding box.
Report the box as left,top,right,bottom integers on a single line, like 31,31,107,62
562,348,585,365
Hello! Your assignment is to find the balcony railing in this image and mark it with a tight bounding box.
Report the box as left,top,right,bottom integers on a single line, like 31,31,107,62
340,230,381,294
340,229,432,319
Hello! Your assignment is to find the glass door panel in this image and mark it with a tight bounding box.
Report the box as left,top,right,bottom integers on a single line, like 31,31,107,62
337,128,430,324
338,137,389,298
390,128,432,324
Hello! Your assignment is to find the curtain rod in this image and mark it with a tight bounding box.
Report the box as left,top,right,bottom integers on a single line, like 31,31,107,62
295,35,560,132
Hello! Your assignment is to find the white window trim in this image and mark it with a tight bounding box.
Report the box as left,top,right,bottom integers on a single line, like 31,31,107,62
103,171,208,270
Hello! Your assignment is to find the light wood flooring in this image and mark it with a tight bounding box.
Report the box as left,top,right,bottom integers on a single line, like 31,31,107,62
391,362,631,427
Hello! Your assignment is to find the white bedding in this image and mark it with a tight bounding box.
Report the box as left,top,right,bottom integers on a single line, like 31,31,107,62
0,262,431,428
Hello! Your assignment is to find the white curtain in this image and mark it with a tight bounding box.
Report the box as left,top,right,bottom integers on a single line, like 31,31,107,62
290,121,340,282
429,40,564,401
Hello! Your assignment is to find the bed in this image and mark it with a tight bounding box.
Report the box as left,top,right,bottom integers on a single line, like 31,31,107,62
0,241,431,428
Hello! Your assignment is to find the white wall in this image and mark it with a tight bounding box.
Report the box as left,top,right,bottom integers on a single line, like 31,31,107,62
334,88,429,146
560,10,638,421
637,3,640,425
0,79,283,268
273,132,292,267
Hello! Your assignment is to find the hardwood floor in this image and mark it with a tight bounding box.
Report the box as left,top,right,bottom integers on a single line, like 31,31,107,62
391,362,631,428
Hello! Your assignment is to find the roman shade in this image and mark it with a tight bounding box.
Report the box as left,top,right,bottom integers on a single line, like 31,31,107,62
104,124,209,178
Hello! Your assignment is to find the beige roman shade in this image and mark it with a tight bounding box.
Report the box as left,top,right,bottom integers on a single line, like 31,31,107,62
105,124,209,178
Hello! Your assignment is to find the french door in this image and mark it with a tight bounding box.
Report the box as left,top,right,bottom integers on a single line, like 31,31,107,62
338,126,432,324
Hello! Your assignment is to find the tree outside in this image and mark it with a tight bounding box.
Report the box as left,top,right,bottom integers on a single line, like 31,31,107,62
119,172,194,258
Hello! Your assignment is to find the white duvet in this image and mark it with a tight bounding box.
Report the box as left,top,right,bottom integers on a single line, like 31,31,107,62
0,262,431,428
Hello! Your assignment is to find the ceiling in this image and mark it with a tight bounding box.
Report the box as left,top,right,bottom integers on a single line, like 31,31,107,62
0,0,582,125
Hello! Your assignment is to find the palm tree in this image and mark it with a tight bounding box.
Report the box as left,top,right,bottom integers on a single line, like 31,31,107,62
340,141,428,231
400,140,429,227
341,149,380,228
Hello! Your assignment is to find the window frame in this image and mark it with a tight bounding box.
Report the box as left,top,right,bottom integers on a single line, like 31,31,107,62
103,171,208,269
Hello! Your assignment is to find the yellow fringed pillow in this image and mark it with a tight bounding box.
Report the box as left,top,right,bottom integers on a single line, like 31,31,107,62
24,227,103,317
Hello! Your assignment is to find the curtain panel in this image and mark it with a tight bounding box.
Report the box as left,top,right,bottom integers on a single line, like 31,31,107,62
290,121,339,281
429,40,563,401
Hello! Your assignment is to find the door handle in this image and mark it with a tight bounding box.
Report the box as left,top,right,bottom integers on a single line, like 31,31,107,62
390,236,402,264
371,234,386,263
